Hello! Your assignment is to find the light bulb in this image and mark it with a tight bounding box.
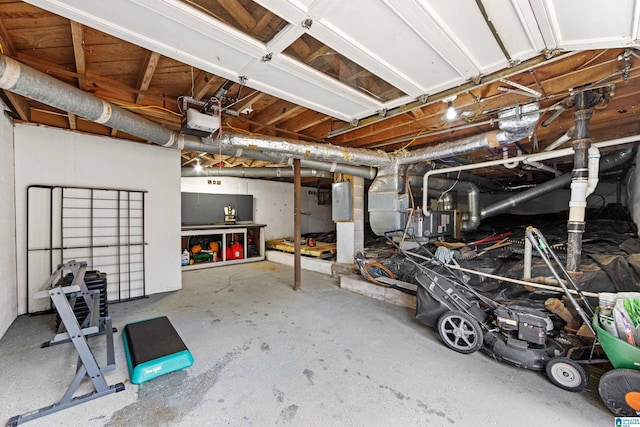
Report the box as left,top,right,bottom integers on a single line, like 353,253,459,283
446,101,457,120
194,159,202,172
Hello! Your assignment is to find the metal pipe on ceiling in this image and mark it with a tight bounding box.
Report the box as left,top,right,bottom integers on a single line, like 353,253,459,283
0,54,534,170
0,54,542,179
0,55,387,166
210,131,392,166
216,148,377,179
180,167,333,179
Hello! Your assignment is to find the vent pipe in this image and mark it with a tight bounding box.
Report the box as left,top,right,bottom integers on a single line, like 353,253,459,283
181,167,333,179
480,147,633,220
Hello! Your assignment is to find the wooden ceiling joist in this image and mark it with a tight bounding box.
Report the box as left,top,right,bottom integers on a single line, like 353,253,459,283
135,50,161,104
70,21,86,90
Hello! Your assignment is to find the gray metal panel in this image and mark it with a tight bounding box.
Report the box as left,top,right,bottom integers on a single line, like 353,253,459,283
332,182,352,221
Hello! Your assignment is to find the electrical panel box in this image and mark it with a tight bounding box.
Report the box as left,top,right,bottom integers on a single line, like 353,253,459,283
332,182,352,221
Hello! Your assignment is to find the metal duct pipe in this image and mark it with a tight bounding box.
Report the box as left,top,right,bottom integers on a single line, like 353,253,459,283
212,131,392,166
0,55,196,149
368,164,409,235
286,157,377,180
0,54,388,172
217,148,377,179
181,167,333,179
395,102,539,165
0,54,538,178
427,190,454,210
394,130,526,165
480,148,634,220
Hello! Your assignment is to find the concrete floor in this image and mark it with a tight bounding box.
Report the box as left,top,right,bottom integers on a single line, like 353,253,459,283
0,261,615,426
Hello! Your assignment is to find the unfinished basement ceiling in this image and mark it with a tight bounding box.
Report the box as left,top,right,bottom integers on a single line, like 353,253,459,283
2,0,640,185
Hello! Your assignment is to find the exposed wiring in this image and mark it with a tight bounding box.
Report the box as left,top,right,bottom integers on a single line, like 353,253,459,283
438,170,461,203
396,129,425,152
120,104,181,117
224,123,254,135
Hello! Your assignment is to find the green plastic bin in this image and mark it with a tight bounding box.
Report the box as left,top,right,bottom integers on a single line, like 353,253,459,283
593,308,640,370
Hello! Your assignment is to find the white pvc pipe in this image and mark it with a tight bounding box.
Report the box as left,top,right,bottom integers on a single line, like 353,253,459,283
587,146,601,196
522,159,561,176
543,129,573,151
503,146,519,169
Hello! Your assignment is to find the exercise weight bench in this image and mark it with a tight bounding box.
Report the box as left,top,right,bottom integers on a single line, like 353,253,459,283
7,261,124,427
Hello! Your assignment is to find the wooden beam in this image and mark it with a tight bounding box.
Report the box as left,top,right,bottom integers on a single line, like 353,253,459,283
217,0,256,31
0,17,29,120
193,70,218,100
3,91,29,121
16,53,177,106
135,51,161,104
232,91,264,113
0,16,16,56
68,112,76,130
279,110,330,133
251,99,302,127
70,21,86,90
411,107,426,120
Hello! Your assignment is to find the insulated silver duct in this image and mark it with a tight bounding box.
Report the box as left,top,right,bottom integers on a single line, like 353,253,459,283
480,148,634,219
181,167,333,179
0,55,195,149
0,54,538,174
368,164,409,235
0,54,379,179
394,103,540,165
216,148,377,179
212,131,391,166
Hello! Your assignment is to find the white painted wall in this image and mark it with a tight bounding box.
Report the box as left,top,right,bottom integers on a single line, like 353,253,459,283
181,177,334,240
14,124,181,314
0,112,16,338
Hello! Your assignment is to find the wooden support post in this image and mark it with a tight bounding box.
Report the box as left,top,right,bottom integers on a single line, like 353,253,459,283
294,158,301,291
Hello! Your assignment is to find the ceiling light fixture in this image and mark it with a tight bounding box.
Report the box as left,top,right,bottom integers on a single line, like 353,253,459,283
194,159,202,172
443,95,457,121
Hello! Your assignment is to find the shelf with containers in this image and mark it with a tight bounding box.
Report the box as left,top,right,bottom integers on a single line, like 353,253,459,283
180,223,266,270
